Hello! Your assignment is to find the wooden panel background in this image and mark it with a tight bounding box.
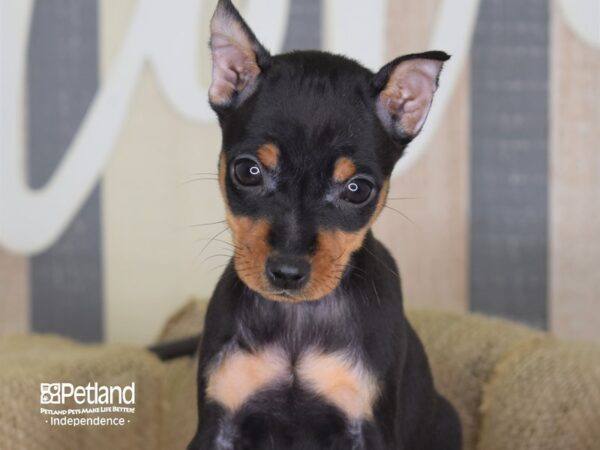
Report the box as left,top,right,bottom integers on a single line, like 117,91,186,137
2,0,600,345
0,249,29,334
550,3,600,343
374,0,470,313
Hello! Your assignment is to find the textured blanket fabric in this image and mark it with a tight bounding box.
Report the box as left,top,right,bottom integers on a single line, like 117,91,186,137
0,334,197,450
1,301,599,450
408,310,600,450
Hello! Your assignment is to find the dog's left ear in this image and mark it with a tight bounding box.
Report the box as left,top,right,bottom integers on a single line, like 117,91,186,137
373,51,450,142
209,0,271,111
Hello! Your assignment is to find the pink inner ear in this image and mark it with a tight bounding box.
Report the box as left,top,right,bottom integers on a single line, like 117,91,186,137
209,7,261,107
210,32,260,105
380,59,443,137
210,39,244,104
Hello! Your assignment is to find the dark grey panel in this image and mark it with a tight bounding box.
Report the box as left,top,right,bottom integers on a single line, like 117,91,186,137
470,0,549,328
283,0,321,51
28,0,103,342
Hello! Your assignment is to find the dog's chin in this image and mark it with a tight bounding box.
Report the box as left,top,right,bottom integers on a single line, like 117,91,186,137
257,286,316,304
261,283,343,303
234,273,337,303
265,289,305,303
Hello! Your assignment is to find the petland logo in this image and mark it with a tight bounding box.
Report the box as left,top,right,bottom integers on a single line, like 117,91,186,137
40,382,136,427
40,382,135,405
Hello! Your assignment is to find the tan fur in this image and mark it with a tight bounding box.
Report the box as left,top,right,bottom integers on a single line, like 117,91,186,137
228,215,272,296
207,347,291,411
297,350,379,419
257,143,280,170
333,157,357,182
219,153,227,196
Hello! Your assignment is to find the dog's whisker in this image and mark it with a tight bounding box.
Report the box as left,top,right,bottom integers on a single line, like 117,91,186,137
198,226,231,257
386,196,420,201
384,204,415,225
370,279,382,306
353,275,367,284
209,263,231,272
200,254,233,264
195,237,239,250
346,269,366,282
188,220,227,228
334,261,366,273
362,245,400,280
179,178,219,187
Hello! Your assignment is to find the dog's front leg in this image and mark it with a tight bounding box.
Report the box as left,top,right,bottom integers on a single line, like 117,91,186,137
188,272,241,450
188,400,235,450
188,347,242,450
187,354,233,450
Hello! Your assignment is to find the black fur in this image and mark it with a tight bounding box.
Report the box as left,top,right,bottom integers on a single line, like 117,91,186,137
188,1,461,448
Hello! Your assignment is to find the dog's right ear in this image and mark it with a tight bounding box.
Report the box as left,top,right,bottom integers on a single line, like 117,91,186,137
373,51,449,143
209,0,270,111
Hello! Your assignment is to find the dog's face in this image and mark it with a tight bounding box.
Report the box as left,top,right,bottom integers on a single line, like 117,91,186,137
209,0,447,302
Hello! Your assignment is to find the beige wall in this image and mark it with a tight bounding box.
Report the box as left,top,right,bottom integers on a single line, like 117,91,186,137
0,249,29,334
550,5,600,343
101,1,225,345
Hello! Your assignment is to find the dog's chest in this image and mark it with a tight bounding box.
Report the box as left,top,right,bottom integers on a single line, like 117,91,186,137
205,295,379,421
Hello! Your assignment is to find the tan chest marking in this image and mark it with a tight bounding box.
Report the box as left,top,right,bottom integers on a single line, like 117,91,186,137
297,351,379,420
206,347,290,412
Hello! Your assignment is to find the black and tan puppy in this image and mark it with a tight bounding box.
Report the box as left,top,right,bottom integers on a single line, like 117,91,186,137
188,1,462,448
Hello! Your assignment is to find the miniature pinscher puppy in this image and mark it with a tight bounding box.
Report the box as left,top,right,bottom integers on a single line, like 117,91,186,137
188,1,462,448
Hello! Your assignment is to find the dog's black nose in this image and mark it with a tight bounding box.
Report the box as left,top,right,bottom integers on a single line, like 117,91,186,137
265,256,310,291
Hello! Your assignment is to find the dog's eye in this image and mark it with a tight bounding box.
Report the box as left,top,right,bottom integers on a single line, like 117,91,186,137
341,178,374,204
233,158,263,187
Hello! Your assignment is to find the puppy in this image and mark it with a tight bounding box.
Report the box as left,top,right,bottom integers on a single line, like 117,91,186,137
188,1,462,448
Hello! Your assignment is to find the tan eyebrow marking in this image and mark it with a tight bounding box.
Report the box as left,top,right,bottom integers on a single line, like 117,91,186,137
333,157,357,182
219,152,227,196
256,143,280,170
297,350,379,419
206,347,291,412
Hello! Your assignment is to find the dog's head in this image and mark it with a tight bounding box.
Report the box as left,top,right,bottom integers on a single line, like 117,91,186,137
209,0,448,302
